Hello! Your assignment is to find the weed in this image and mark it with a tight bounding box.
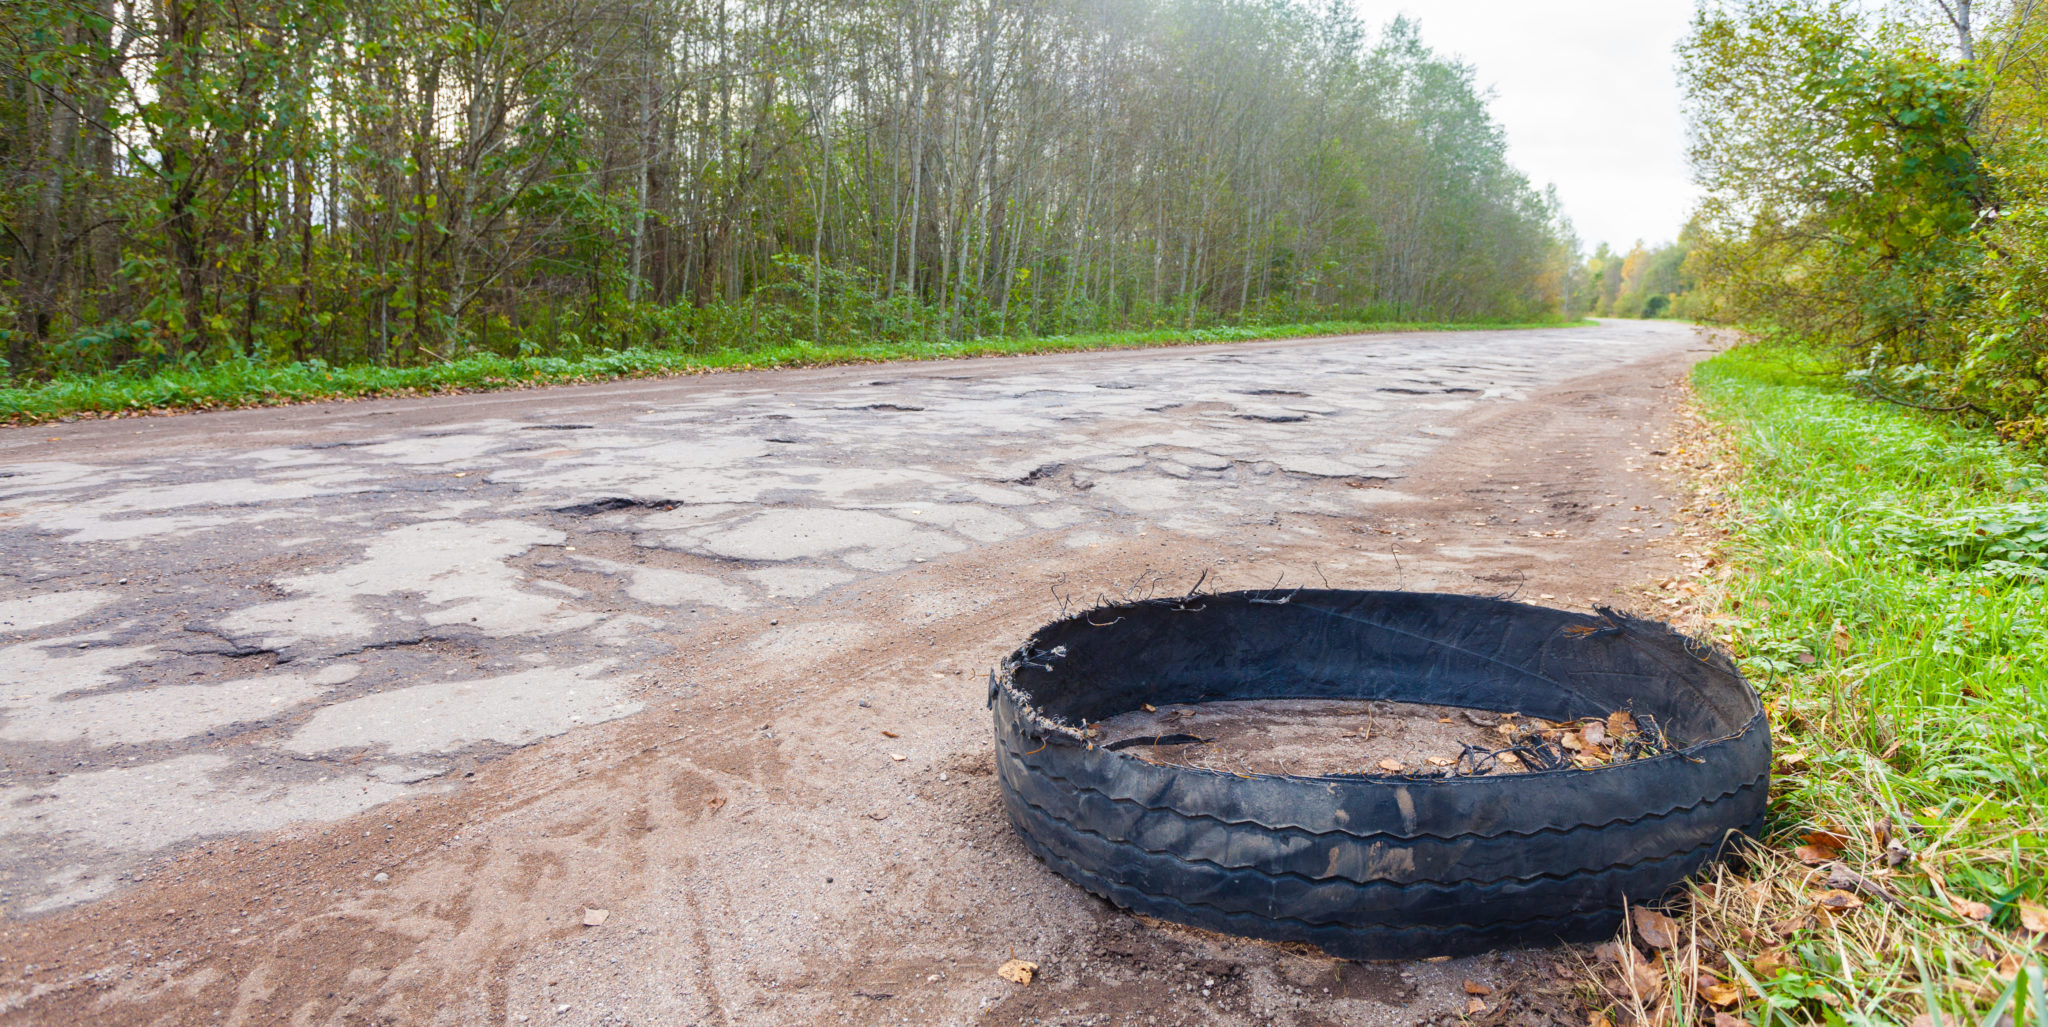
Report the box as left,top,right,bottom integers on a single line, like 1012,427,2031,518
1642,343,2048,1025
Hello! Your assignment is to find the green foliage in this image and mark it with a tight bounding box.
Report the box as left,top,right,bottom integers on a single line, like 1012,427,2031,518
1573,237,1698,318
1695,342,2047,1019
1,0,1569,384
1678,0,2048,443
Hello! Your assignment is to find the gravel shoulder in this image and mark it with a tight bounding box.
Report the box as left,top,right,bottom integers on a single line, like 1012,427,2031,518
0,321,1719,1026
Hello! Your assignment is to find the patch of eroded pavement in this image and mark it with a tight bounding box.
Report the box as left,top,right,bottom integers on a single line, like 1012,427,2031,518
1,321,1698,925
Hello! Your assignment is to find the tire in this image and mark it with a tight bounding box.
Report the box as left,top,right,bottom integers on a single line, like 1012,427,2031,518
990,590,1769,959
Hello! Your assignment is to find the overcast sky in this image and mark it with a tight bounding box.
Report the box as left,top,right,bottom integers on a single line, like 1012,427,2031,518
1348,0,1700,252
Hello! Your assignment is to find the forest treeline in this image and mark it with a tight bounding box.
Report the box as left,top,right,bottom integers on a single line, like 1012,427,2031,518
1681,0,2048,447
0,0,1570,380
1576,238,1695,320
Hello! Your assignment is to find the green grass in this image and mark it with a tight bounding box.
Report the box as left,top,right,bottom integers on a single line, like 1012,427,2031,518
1685,342,2048,1025
0,318,1577,423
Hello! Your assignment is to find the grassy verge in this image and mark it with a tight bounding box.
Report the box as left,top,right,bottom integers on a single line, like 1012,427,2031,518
1617,343,2047,1026
0,318,1578,424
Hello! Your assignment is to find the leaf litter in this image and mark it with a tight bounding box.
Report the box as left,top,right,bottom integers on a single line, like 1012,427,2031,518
1089,698,1678,777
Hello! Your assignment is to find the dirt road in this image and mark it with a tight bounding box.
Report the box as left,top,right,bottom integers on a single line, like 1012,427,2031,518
0,320,1718,1025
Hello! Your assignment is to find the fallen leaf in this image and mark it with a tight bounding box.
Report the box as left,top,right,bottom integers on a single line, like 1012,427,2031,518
1589,1013,1615,1027
997,959,1038,985
1715,1014,1748,1027
1560,731,1585,752
1464,998,1487,1015
881,730,899,738
1813,889,1863,912
1804,827,1853,850
1427,756,1457,767
1141,704,1157,712
1582,720,1608,747
1996,952,2027,979
2021,901,2048,934
1950,897,1991,921
1592,941,1628,964
1632,906,1680,950
1463,980,1492,996
889,753,907,762
1794,845,1838,865
1768,916,1808,937
1378,759,1406,772
1626,960,1665,995
1832,622,1852,656
1752,948,1797,976
1608,710,1638,736
582,908,609,927
707,797,727,811
1496,752,1523,767
1697,976,1742,1008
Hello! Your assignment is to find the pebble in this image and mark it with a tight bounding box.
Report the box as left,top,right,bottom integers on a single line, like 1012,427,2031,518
373,872,389,883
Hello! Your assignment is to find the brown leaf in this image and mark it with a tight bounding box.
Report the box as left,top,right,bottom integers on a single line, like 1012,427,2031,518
1632,906,1680,950
1464,998,1488,1015
1626,960,1665,996
1463,980,1493,996
1886,838,1915,867
1831,622,1852,656
1560,731,1585,752
707,796,727,811
1950,897,1992,921
1793,845,1838,866
1141,704,1157,712
1699,979,1743,1009
1752,948,1797,976
1804,827,1853,850
1715,1014,1748,1027
1582,720,1608,747
997,959,1038,985
1813,889,1863,912
1608,710,1638,736
1427,756,1457,767
1592,941,1628,965
1589,1013,1616,1027
1377,758,1406,772
2020,901,2048,934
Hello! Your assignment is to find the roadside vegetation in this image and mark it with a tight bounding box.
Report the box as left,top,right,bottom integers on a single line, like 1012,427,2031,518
1682,0,2048,450
1658,6,2048,1019
1601,342,2046,1027
0,317,1573,422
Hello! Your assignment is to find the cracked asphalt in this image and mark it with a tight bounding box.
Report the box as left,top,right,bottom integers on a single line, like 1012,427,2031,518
0,320,1716,1025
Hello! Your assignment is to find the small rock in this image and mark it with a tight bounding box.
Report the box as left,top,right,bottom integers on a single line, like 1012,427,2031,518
372,872,389,884
583,907,610,927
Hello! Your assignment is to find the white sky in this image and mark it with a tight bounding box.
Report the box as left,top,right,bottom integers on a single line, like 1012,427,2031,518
1349,0,1700,253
